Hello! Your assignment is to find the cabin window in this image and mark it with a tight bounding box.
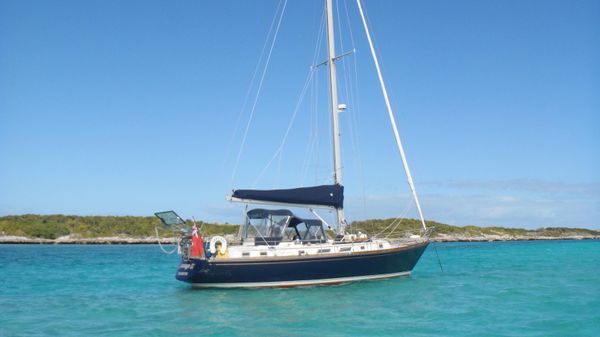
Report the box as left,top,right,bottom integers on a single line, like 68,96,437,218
305,225,325,241
283,227,298,240
295,222,308,240
244,214,289,239
268,217,286,237
245,218,269,238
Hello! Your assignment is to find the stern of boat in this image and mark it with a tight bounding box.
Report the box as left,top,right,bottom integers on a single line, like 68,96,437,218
176,257,209,283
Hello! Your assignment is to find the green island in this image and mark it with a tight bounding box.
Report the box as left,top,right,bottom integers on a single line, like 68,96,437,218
0,214,598,243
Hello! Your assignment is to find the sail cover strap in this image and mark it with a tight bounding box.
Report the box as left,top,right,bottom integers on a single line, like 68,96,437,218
231,184,344,209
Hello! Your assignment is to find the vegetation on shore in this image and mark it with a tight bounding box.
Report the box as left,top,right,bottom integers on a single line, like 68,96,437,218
0,214,597,240
0,214,237,240
349,218,600,238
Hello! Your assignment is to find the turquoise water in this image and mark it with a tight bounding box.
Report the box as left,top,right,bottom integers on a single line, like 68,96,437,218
1,241,599,336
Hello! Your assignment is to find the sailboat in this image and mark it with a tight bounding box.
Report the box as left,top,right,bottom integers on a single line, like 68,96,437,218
156,0,430,288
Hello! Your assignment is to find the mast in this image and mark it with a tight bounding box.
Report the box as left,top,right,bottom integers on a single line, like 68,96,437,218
325,0,346,235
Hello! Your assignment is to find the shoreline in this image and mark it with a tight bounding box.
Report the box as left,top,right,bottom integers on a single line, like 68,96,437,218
0,235,598,245
430,235,600,243
0,236,178,245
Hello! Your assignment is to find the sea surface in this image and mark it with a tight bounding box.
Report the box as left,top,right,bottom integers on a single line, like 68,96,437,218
1,240,599,337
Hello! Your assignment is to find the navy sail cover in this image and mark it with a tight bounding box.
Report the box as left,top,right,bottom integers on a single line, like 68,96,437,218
232,184,343,209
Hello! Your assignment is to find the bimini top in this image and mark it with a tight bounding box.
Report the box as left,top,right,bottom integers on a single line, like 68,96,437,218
246,208,294,219
231,184,344,209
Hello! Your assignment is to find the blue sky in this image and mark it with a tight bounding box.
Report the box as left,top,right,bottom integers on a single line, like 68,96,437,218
1,0,598,229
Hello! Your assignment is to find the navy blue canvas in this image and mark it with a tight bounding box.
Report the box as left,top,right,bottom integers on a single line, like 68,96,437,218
232,184,344,209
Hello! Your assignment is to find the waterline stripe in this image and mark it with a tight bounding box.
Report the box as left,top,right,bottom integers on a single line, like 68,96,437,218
190,271,410,288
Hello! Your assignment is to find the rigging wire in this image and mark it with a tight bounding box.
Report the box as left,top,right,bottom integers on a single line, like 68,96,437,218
337,0,358,164
383,201,415,239
356,0,427,230
300,66,318,185
338,0,371,222
256,4,330,188
343,0,367,210
300,8,326,185
363,198,413,238
222,0,286,172
300,68,321,185
230,0,288,187
339,0,369,223
335,0,356,161
253,67,317,187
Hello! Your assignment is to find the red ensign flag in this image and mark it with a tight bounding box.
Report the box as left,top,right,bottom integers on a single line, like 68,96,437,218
190,222,204,257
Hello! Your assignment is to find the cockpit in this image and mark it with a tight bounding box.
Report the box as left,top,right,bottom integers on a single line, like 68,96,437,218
239,209,327,245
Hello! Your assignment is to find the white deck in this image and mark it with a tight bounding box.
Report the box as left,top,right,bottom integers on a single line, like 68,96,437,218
213,237,426,260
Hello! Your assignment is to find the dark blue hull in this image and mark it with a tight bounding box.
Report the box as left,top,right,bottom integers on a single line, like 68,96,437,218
175,241,429,287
